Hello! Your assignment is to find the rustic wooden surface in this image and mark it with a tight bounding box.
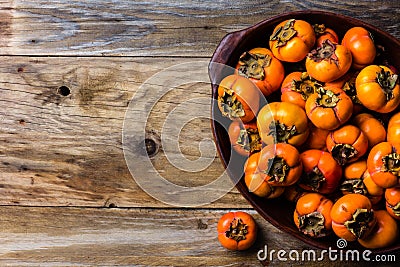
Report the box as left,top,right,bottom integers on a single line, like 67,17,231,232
0,0,399,266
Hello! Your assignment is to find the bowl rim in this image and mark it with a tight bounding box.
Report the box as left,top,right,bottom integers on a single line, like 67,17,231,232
209,10,400,253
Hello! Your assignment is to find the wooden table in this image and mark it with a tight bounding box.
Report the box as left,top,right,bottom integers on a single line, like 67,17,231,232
1,1,399,266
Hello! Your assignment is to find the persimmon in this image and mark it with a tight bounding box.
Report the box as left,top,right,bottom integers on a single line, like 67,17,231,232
269,19,316,62
217,211,257,250
340,160,384,205
257,143,303,187
302,124,330,151
367,142,400,188
387,111,400,145
358,210,398,249
356,65,400,113
326,125,369,165
244,151,260,175
343,160,368,181
385,186,400,220
257,102,309,147
244,172,285,199
326,71,364,114
362,171,384,206
330,194,376,241
306,39,352,83
298,149,342,194
313,24,339,47
218,74,260,123
305,86,353,130
294,193,333,238
236,47,285,96
280,72,322,109
342,26,376,69
228,120,262,156
352,113,386,148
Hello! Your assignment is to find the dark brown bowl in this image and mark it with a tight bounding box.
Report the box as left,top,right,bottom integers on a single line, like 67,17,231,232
209,10,400,253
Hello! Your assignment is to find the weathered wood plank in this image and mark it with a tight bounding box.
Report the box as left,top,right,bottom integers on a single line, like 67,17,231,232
2,207,394,267
0,0,398,56
0,56,247,208
0,1,398,266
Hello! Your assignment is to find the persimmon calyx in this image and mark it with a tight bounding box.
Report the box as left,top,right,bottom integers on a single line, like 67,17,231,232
342,76,362,104
237,128,262,153
268,120,298,143
225,218,249,242
376,68,398,101
331,144,358,166
388,202,400,217
298,211,327,237
340,179,367,195
270,19,297,47
344,208,375,239
238,52,272,80
291,72,323,100
381,152,400,176
219,89,245,119
266,156,290,183
313,24,326,36
315,88,340,108
308,39,339,66
301,166,325,191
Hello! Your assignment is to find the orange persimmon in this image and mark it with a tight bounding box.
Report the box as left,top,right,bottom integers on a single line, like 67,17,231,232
367,142,400,188
330,194,376,241
269,19,316,62
217,211,257,250
236,47,285,96
342,26,376,69
305,86,353,130
326,125,369,165
218,74,260,123
294,193,334,238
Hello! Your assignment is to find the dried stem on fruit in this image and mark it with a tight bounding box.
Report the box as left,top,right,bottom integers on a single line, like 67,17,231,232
331,144,358,166
315,88,340,108
381,152,400,176
301,166,326,191
270,19,297,48
298,211,327,237
376,68,398,101
308,39,339,66
219,89,245,119
268,120,298,143
237,128,262,153
225,218,249,242
291,72,323,100
238,52,272,80
344,208,375,239
266,156,290,183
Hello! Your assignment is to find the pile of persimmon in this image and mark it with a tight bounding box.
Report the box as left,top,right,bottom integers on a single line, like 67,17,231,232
217,18,400,249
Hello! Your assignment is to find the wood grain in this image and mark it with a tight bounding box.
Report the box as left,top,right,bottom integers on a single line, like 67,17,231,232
2,206,393,267
0,0,398,56
0,56,249,208
1,1,400,265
